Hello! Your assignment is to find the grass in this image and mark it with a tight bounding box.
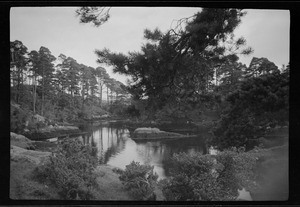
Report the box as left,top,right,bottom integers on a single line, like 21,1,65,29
10,157,60,200
248,144,289,201
92,165,132,200
10,155,132,200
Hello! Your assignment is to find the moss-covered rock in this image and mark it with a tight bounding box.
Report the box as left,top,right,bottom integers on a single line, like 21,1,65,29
10,145,51,165
133,127,179,138
10,132,35,150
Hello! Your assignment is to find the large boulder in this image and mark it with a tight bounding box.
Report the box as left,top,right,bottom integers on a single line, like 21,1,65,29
133,127,182,139
134,127,161,134
10,132,35,150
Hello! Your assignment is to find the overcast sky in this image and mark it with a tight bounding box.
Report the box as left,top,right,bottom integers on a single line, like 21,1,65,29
10,7,290,84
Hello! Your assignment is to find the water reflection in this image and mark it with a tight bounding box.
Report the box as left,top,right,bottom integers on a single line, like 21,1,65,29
78,124,209,179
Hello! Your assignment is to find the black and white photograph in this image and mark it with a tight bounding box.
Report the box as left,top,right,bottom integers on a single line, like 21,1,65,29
9,6,289,202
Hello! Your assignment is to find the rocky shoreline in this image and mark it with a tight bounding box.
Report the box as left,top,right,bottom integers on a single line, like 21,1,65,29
9,132,133,200
22,125,84,141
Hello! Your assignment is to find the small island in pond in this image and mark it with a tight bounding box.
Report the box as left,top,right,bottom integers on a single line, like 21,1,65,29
132,127,197,141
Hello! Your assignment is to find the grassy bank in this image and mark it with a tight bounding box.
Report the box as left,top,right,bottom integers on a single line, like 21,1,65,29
10,151,132,200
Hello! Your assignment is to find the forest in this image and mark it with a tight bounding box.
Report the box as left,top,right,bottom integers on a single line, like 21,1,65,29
9,7,289,201
11,8,289,150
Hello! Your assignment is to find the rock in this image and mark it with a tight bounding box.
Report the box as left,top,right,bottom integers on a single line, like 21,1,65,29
10,132,35,150
33,114,45,122
134,127,161,134
10,145,51,165
133,127,183,139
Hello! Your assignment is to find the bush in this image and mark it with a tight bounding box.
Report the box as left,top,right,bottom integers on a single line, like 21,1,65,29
161,152,221,201
161,149,259,201
214,148,259,199
117,161,158,200
211,71,289,150
10,104,29,133
33,138,99,200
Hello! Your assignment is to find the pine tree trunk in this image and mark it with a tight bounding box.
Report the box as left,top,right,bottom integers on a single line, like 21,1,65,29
99,84,103,106
110,90,113,105
16,67,21,104
82,88,85,112
42,67,44,116
107,86,109,105
71,89,74,108
33,75,37,114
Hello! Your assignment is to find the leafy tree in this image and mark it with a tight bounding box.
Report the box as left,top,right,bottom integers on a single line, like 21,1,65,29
114,80,128,102
57,55,81,98
95,8,252,120
28,50,40,114
36,47,56,116
80,64,92,107
94,67,109,105
245,57,280,78
75,7,111,27
103,77,113,104
55,54,69,94
78,65,101,118
10,40,29,104
161,148,258,201
216,60,247,96
89,67,99,100
115,161,158,200
33,138,99,200
211,62,289,150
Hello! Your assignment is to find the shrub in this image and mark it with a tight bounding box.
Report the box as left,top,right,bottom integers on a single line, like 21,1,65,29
214,148,259,199
117,161,158,200
10,104,29,133
161,149,259,201
161,152,221,201
33,138,99,200
211,71,289,150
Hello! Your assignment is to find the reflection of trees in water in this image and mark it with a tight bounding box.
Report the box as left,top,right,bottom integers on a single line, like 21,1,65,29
134,137,207,168
81,125,209,178
99,128,105,164
135,141,168,165
80,125,129,164
100,127,126,164
159,137,207,176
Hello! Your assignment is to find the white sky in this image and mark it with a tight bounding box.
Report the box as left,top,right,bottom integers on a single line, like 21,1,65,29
10,7,290,84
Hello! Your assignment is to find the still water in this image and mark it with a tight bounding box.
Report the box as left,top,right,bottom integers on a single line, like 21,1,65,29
76,123,252,200
77,124,209,179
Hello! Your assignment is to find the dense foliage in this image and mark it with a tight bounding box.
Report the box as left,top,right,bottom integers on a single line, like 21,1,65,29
33,139,99,200
10,40,130,132
95,8,252,120
10,103,30,133
160,148,260,201
76,7,111,27
115,161,158,200
211,66,289,150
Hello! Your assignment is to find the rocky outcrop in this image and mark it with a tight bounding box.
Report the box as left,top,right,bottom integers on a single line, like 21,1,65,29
132,127,195,140
10,132,52,165
23,125,82,140
10,145,51,165
10,132,35,150
133,127,180,138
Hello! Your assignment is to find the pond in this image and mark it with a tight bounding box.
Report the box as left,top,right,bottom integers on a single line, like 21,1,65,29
75,122,252,200
76,123,209,179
